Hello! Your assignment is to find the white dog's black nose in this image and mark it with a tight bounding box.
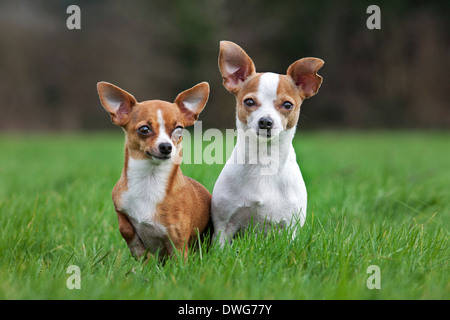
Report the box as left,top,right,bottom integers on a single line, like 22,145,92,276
258,117,274,130
159,143,172,155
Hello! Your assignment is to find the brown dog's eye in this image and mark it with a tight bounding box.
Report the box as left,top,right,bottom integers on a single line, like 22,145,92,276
282,101,294,110
244,98,256,107
137,125,151,135
171,126,184,141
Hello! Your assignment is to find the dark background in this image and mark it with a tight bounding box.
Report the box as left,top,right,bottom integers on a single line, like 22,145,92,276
0,0,448,131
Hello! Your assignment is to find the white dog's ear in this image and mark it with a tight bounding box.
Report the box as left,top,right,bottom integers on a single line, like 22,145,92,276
287,58,324,99
97,82,137,126
174,82,210,127
218,41,256,93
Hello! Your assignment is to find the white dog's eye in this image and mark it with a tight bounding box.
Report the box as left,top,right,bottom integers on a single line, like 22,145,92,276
244,98,256,107
281,101,294,110
171,126,184,141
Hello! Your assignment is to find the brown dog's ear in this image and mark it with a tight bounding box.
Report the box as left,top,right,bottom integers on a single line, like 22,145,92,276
174,82,210,127
97,82,137,126
218,41,256,93
287,58,324,99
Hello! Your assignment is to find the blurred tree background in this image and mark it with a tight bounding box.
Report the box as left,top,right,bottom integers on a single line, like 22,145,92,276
0,0,448,131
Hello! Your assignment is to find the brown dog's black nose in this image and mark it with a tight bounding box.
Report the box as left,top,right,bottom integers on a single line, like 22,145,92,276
258,117,273,130
159,143,172,155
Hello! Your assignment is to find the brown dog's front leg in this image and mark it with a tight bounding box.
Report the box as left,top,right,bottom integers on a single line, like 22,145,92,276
163,233,189,262
116,211,146,259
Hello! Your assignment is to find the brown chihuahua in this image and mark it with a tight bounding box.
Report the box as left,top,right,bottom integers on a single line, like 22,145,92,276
97,81,211,260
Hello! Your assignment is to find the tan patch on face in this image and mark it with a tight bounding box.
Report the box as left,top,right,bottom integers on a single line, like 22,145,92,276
276,75,304,129
233,73,304,131
124,101,184,159
234,73,263,124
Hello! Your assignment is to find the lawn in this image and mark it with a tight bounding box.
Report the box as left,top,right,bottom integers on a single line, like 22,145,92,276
0,131,448,299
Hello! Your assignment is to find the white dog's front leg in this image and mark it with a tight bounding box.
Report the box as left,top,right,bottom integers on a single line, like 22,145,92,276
211,200,242,248
213,222,240,248
213,228,230,248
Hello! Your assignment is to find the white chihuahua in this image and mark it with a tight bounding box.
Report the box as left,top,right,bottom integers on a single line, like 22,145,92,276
211,41,324,246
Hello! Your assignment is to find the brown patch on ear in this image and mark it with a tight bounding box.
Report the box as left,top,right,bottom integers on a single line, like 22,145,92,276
286,58,324,99
174,82,210,127
97,82,137,126
219,41,256,93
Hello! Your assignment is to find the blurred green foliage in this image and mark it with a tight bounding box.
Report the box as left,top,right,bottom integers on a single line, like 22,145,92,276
0,0,448,131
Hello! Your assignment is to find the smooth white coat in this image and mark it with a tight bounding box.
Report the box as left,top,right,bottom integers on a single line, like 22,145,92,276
120,156,172,254
211,73,307,246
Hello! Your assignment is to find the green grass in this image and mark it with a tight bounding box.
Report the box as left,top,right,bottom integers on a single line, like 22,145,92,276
0,131,448,299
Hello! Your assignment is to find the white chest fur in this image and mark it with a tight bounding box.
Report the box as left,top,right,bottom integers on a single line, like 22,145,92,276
121,157,172,251
211,127,307,243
